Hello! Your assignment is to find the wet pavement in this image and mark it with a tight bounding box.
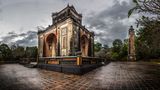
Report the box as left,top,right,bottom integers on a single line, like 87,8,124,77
0,62,160,90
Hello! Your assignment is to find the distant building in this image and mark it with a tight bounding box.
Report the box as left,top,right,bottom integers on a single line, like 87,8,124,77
128,26,136,60
38,5,94,57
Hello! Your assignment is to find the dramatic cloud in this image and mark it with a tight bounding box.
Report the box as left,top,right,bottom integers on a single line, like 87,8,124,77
84,1,137,46
0,0,138,46
0,31,37,46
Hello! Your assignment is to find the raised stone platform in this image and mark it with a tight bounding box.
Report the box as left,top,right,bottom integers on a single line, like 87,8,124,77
37,56,105,75
37,64,103,75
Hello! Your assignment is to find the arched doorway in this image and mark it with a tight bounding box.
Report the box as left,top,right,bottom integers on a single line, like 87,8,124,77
45,33,56,57
81,35,89,56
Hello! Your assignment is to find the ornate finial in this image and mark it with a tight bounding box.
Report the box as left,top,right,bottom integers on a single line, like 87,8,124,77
129,25,134,31
67,3,69,7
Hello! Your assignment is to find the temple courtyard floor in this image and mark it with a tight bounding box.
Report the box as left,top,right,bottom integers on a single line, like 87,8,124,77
0,62,160,90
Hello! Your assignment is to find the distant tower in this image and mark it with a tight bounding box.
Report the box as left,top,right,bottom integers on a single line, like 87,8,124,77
128,26,136,61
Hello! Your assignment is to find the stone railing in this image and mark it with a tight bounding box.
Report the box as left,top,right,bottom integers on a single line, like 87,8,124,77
38,56,77,65
81,57,105,65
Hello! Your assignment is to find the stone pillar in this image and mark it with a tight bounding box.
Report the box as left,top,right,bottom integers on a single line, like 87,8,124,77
91,32,95,57
56,27,59,56
38,34,40,57
38,34,44,57
78,27,81,52
57,27,60,56
128,26,136,61
37,34,40,63
77,55,82,65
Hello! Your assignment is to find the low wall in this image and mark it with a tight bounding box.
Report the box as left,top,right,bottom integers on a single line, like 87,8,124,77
19,58,37,65
0,60,19,64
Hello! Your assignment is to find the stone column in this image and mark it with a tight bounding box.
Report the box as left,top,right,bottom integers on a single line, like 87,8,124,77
91,32,95,57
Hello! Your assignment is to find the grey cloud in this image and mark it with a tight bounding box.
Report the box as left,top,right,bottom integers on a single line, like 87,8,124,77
94,32,104,37
99,1,131,19
19,33,27,36
8,31,16,35
15,31,37,46
85,0,132,46
1,32,18,43
0,31,37,46
0,0,136,47
99,38,113,46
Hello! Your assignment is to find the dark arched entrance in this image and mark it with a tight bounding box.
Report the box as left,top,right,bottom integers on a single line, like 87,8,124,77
45,33,56,57
80,35,89,56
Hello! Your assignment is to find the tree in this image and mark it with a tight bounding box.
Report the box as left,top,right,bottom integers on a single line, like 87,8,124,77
12,45,25,59
128,0,160,29
94,42,102,52
94,39,128,61
95,44,109,58
128,0,160,60
112,39,122,53
111,52,119,61
135,26,160,59
119,39,128,60
25,46,38,58
103,44,109,49
128,0,160,18
110,39,123,60
0,44,12,61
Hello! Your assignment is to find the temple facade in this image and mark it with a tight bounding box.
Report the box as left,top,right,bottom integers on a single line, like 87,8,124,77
38,5,94,57
128,26,136,60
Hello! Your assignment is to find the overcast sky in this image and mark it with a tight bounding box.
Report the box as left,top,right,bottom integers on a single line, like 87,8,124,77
0,0,138,46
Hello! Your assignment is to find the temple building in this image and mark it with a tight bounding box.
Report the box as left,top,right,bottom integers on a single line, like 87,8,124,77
128,26,136,61
38,5,94,57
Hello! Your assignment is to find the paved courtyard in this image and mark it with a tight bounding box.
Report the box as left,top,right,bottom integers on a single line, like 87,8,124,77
0,62,160,90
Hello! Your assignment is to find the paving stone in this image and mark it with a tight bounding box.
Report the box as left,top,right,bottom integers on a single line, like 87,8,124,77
0,62,160,90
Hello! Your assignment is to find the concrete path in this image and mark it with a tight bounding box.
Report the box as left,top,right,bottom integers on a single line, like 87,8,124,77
0,62,160,90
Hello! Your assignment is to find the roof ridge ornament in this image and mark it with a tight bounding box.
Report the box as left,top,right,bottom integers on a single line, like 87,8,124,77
67,3,70,7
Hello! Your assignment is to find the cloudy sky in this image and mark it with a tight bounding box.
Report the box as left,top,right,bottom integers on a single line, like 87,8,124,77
0,0,138,46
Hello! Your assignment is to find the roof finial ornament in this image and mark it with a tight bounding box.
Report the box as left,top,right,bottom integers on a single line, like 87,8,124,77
67,3,70,7
129,25,134,31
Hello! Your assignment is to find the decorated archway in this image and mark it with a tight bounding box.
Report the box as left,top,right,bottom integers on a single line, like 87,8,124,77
81,35,89,56
45,33,57,57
